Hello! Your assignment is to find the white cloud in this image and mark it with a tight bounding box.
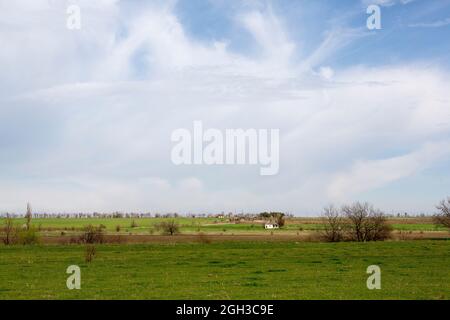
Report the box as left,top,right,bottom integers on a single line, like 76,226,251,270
299,28,368,72
319,66,335,80
0,1,449,214
239,8,296,71
328,141,450,201
361,0,415,7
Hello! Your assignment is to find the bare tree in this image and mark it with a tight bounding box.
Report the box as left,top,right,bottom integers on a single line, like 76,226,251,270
434,197,450,229
363,210,392,241
342,202,369,242
343,202,391,242
276,213,285,228
3,214,16,245
321,205,344,242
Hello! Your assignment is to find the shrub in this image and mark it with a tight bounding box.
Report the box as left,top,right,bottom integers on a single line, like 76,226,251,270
130,220,138,228
2,215,15,246
80,225,104,244
156,220,180,236
3,215,18,245
18,227,40,245
85,245,96,263
363,211,392,241
115,225,121,232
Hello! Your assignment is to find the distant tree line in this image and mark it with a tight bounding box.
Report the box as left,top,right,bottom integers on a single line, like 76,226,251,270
0,211,295,220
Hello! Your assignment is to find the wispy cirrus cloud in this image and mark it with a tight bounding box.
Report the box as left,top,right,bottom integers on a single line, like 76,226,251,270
361,0,416,7
408,17,450,28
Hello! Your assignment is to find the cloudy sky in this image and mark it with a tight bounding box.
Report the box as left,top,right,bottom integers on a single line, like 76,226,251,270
1,0,449,215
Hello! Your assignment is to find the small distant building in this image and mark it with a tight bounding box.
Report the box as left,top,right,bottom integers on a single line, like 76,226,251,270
264,223,279,229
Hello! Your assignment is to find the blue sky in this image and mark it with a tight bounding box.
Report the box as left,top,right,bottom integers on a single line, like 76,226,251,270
0,0,449,214
174,0,450,67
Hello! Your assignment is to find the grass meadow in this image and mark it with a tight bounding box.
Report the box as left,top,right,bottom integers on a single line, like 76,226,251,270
1,240,449,300
1,217,446,235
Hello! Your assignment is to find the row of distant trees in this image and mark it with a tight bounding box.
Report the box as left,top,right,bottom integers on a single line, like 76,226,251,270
0,212,293,219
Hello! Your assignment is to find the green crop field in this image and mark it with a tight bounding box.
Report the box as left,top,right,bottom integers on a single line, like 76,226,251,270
1,240,449,300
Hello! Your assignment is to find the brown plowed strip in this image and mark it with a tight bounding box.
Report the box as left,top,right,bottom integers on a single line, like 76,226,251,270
39,231,450,245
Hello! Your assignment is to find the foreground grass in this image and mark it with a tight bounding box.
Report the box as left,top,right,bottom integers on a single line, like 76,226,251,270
0,240,449,300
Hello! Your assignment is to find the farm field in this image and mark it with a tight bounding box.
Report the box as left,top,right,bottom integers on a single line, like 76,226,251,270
0,240,449,300
1,217,448,246
1,217,446,235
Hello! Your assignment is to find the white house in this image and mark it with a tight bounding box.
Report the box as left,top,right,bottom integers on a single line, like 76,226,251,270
264,223,279,229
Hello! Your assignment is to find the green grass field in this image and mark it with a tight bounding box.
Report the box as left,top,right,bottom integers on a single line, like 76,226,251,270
1,217,445,234
1,240,449,299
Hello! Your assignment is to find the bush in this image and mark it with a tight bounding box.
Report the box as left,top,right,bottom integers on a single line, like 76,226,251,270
80,225,104,244
85,245,96,263
2,215,18,245
155,220,180,236
363,211,392,241
18,227,40,245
